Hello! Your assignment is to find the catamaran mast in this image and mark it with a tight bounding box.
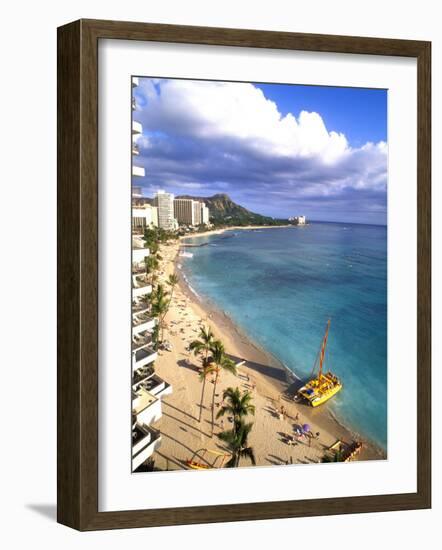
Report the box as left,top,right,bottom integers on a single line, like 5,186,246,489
318,319,331,381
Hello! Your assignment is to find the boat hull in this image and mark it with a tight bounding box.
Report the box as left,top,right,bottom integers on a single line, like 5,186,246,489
298,372,342,407
310,383,342,406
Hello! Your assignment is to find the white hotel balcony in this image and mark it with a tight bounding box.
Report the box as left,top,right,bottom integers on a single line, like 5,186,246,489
137,373,172,399
132,301,150,317
133,234,145,247
132,164,145,177
133,329,153,350
132,246,150,264
132,345,158,372
132,311,156,335
132,362,154,388
132,387,162,425
132,120,142,135
132,274,152,300
132,424,162,471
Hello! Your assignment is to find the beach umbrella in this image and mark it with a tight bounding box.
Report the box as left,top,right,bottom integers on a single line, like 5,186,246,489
302,423,310,433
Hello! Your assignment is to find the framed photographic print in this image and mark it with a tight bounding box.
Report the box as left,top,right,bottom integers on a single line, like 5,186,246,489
57,19,431,530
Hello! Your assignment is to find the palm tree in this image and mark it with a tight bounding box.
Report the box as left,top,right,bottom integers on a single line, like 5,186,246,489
144,255,159,285
189,326,215,422
189,326,215,365
207,340,237,437
150,284,169,342
166,273,179,303
151,323,160,351
217,420,256,468
216,387,255,433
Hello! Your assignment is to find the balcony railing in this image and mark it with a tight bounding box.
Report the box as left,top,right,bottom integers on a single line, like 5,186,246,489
132,329,153,348
140,374,171,398
132,276,152,299
132,386,159,416
132,247,149,264
132,425,162,471
132,120,142,134
132,164,145,177
132,265,147,275
132,314,156,335
132,364,155,387
132,345,157,371
132,300,150,316
133,309,153,324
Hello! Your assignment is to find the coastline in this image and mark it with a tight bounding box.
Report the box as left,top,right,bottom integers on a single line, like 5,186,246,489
179,224,293,241
152,238,386,471
178,259,386,461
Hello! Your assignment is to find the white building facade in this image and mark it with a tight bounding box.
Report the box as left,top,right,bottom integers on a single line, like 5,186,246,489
192,201,202,225
154,190,177,230
132,204,159,231
201,204,210,225
131,78,172,472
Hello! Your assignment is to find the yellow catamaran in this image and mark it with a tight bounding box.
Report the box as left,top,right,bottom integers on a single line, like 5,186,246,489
298,319,342,407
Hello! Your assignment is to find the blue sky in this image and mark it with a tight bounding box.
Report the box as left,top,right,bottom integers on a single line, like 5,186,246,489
255,84,387,147
133,78,388,224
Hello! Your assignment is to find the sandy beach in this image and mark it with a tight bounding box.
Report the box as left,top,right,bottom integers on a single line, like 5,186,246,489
151,238,386,471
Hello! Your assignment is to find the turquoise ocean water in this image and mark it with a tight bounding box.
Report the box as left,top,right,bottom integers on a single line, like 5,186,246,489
180,223,387,451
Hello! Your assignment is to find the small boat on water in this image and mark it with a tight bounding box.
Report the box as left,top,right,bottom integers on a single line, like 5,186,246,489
297,319,342,407
179,251,193,258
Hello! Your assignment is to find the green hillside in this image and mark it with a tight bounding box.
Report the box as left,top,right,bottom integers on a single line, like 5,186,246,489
176,193,287,226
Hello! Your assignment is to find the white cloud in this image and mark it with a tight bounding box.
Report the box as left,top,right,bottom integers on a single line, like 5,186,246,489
133,78,388,210
136,79,354,164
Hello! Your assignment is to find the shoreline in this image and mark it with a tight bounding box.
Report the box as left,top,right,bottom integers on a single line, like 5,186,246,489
179,224,293,241
177,261,386,461
174,239,386,462
151,238,386,472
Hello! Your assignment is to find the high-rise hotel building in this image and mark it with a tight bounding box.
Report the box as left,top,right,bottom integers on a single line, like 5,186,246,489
192,201,202,225
153,190,177,230
173,198,210,226
201,203,210,225
131,78,172,472
174,198,195,225
132,78,145,181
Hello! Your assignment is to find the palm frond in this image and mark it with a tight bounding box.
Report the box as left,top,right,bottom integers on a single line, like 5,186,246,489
217,429,237,445
216,405,234,419
225,455,237,468
239,446,256,466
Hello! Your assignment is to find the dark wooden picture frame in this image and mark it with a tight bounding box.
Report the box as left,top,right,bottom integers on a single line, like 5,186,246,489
57,19,431,531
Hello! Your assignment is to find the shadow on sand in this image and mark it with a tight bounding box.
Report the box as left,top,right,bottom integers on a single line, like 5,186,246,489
162,410,210,438
160,431,212,467
177,358,200,373
226,353,290,386
163,398,198,422
155,450,188,471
